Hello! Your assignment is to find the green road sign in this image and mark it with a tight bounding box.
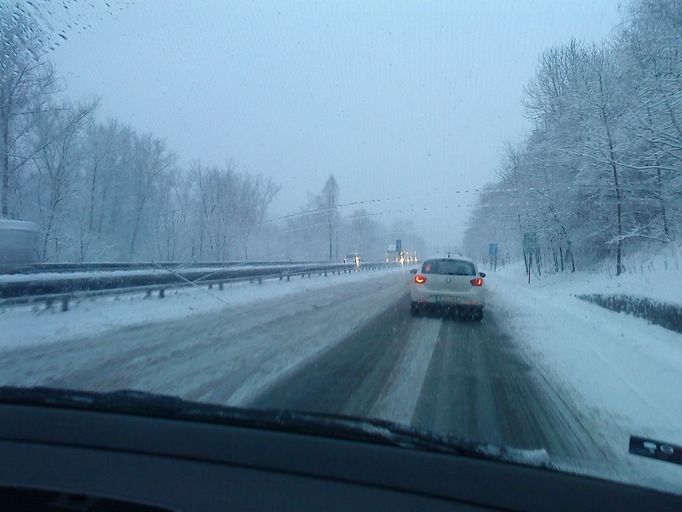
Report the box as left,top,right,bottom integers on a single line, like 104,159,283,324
523,232,538,252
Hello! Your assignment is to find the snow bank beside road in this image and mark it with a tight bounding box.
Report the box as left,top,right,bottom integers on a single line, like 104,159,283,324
492,260,682,306
488,274,682,492
0,268,405,352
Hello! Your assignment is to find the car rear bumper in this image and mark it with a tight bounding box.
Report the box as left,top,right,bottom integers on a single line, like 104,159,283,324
410,287,485,307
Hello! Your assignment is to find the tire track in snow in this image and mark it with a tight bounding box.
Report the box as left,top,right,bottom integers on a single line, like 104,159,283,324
369,317,441,424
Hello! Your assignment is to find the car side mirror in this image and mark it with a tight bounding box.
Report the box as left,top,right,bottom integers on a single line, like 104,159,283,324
410,269,417,275
479,272,486,278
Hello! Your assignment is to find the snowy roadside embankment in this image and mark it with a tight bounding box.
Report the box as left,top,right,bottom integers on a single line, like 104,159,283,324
492,260,682,333
578,294,682,334
491,260,682,306
0,268,406,352
486,270,682,492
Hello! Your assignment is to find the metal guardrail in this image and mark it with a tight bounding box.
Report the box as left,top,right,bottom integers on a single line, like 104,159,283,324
0,261,400,311
0,262,358,299
0,260,310,275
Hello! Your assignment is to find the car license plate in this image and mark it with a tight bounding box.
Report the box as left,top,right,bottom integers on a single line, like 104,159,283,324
436,295,458,304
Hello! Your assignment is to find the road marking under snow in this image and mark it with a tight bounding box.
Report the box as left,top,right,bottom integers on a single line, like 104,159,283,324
370,317,441,424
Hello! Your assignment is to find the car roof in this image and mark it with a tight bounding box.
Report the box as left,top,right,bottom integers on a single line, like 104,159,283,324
424,256,476,265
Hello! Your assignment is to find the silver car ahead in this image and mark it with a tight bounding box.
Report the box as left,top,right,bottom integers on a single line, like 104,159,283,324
409,257,486,320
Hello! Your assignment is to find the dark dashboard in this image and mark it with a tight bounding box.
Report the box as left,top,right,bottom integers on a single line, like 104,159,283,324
0,396,680,511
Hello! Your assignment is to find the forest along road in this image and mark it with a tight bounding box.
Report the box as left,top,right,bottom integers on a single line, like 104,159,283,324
0,269,609,467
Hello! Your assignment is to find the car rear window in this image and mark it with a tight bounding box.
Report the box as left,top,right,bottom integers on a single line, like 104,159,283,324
422,260,476,276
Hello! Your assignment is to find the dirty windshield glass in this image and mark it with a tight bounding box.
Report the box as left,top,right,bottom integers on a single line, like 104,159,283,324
1,0,681,497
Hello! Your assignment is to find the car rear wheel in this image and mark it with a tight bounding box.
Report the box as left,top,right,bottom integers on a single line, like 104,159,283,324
410,302,420,316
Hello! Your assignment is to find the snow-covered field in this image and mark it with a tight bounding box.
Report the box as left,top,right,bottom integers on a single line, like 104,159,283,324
487,266,682,491
0,268,403,352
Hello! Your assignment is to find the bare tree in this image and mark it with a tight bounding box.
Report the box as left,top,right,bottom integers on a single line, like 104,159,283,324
237,174,280,260
30,101,95,260
320,175,339,260
127,135,175,259
0,5,56,217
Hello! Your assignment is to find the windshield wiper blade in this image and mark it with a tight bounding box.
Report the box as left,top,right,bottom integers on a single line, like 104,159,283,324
0,386,553,469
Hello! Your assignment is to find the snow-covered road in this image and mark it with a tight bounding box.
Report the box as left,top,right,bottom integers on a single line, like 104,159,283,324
0,267,403,351
0,270,408,402
0,268,680,494
489,273,682,493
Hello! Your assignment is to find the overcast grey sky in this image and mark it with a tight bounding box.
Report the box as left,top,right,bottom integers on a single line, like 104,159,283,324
48,0,624,248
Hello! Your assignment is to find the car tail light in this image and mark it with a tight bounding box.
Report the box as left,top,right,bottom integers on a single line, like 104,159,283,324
470,277,484,286
414,274,427,285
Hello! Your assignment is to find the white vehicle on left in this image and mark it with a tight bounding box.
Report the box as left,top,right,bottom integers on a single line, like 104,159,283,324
0,220,40,269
